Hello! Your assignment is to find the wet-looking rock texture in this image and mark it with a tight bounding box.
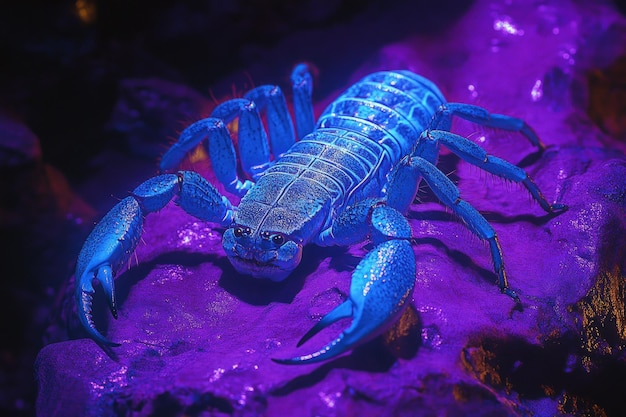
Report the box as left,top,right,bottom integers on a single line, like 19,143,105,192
1,0,625,416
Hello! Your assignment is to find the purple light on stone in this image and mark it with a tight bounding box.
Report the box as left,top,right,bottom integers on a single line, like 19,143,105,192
531,79,543,101
493,17,524,36
467,84,478,99
319,391,341,409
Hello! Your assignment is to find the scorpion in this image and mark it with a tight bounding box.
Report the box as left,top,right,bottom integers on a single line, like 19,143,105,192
75,63,566,365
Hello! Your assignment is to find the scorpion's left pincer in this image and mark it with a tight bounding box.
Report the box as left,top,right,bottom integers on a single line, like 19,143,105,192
75,172,234,345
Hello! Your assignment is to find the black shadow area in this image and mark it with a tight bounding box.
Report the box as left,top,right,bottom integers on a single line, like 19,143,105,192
218,244,351,306
270,337,399,398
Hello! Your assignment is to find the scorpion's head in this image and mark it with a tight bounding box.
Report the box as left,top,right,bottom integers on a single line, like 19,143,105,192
222,180,330,281
222,223,302,281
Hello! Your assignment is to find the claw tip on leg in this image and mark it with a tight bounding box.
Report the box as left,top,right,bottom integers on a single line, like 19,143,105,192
503,287,521,304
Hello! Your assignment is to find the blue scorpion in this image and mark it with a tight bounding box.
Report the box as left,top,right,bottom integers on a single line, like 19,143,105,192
75,63,566,364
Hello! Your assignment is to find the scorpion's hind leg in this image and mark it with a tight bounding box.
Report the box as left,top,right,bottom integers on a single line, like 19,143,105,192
76,172,234,346
273,200,416,365
243,85,296,158
290,62,316,139
417,130,567,214
433,102,546,149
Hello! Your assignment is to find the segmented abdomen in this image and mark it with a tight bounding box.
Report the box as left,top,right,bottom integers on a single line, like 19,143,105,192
264,71,447,209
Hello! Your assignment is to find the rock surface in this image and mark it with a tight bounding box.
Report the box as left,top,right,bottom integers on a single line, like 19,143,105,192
35,0,626,416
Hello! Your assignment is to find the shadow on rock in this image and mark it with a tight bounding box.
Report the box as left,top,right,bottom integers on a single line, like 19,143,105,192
218,244,349,306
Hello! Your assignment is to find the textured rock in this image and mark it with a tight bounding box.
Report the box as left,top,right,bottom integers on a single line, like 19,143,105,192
36,0,626,416
106,78,212,159
36,145,626,417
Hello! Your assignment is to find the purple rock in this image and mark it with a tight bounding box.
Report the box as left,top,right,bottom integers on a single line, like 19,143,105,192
36,145,626,416
36,0,626,416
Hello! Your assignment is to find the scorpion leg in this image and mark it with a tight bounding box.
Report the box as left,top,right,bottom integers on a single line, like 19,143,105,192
432,102,545,148
391,155,526,301
416,130,567,213
274,199,416,365
76,171,234,345
244,85,296,158
159,116,253,196
291,63,315,139
211,99,271,180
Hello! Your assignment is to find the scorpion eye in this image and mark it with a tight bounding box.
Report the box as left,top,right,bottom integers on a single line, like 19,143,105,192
233,226,251,238
259,231,285,246
271,234,285,246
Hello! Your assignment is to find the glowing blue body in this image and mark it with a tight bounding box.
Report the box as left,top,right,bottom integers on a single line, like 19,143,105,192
75,64,566,365
280,70,447,211
222,71,448,279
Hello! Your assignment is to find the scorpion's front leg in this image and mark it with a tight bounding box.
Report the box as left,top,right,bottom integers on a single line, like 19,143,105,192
76,171,233,346
273,200,416,365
